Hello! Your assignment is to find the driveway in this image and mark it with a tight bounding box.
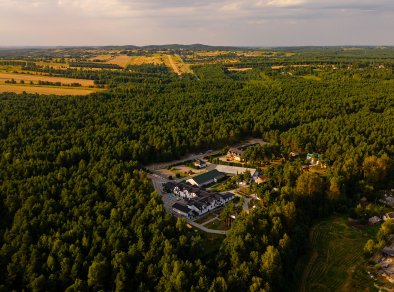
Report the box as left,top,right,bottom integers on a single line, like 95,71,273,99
145,150,221,171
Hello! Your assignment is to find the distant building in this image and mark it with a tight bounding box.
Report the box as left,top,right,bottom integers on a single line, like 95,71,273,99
384,212,394,221
369,216,382,225
186,169,225,187
193,159,207,169
227,143,259,162
306,153,326,168
168,182,235,217
255,174,268,185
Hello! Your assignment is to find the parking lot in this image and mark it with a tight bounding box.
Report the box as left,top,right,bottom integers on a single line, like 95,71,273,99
162,192,187,211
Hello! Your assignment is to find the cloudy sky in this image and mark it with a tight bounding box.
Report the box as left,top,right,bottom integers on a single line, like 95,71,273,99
1,0,393,46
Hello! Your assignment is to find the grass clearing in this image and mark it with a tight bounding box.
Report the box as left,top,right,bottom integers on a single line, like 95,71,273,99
205,218,229,231
302,75,321,81
165,54,194,75
195,213,217,224
296,217,378,292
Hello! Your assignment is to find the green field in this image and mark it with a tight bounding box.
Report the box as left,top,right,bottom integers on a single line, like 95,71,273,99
296,217,379,292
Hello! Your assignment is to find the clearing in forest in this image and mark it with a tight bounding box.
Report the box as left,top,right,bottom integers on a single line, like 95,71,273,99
296,217,378,292
165,54,193,75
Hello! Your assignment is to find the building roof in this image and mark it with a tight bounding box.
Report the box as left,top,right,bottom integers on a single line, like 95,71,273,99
163,182,176,191
382,248,394,256
220,192,235,200
172,203,191,214
188,169,225,186
215,165,257,176
228,143,259,156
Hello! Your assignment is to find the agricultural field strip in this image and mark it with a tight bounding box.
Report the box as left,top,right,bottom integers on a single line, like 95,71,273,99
0,84,97,95
0,73,94,86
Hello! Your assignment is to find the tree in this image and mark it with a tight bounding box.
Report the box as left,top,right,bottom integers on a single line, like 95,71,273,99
261,246,282,285
295,172,324,198
87,254,109,290
327,176,343,201
209,277,227,292
363,154,390,184
363,239,376,257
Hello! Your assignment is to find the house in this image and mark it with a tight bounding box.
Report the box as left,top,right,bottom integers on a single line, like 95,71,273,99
220,192,235,203
255,174,268,185
186,169,225,187
163,182,176,193
380,195,394,207
306,153,326,168
227,143,259,162
193,159,207,169
289,151,300,158
369,216,382,225
173,183,200,199
384,212,394,221
172,203,194,218
166,182,235,217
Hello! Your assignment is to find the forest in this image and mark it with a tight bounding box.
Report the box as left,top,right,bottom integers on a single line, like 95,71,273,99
0,47,393,291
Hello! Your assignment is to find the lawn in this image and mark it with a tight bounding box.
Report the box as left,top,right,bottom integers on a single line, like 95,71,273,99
296,217,379,292
205,218,229,231
194,213,217,225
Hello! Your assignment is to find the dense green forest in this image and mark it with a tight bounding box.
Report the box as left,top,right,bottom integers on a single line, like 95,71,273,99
0,48,393,291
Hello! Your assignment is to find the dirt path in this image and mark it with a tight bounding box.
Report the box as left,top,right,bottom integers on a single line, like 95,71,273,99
167,55,181,75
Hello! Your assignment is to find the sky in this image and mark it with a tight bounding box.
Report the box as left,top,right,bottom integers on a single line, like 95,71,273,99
1,0,394,46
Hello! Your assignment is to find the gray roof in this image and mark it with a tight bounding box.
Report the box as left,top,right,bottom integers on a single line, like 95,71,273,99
189,170,225,185
382,248,394,256
172,203,191,214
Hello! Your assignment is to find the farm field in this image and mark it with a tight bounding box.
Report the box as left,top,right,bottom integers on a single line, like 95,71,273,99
227,67,253,71
106,55,133,68
89,54,113,61
128,55,165,65
296,217,378,292
0,72,95,86
0,84,98,95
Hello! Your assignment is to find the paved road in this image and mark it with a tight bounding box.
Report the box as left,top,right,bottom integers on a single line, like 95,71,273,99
187,220,227,235
146,150,221,171
242,197,251,213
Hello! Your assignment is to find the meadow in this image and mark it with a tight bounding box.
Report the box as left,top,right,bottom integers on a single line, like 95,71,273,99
296,217,379,292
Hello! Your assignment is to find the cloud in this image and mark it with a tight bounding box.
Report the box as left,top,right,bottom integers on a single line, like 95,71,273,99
0,0,394,45
266,0,306,7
